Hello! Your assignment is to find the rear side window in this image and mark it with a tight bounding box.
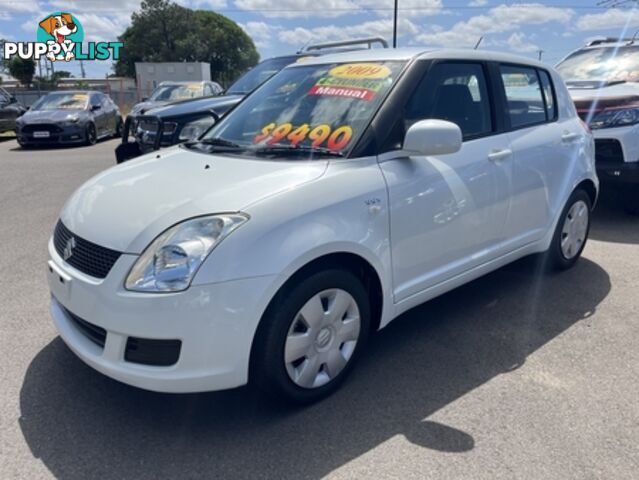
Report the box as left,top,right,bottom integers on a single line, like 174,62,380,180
538,70,557,120
500,65,547,129
405,62,493,140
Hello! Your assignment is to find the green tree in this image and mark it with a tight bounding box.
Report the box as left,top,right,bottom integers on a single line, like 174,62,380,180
114,0,258,85
8,57,36,86
53,70,73,80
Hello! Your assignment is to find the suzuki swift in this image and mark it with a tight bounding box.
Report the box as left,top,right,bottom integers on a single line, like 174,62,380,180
48,49,597,404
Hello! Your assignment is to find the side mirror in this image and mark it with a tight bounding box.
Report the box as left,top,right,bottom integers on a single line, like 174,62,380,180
91,104,101,111
141,97,148,102
9,95,17,103
403,119,462,156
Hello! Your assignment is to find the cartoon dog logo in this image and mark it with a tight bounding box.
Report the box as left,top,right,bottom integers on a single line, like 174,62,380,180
38,13,77,61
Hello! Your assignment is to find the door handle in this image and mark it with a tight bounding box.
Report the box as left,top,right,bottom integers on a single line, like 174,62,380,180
562,132,580,143
488,148,512,162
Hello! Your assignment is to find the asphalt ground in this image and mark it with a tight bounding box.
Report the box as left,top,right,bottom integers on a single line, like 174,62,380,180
0,136,637,479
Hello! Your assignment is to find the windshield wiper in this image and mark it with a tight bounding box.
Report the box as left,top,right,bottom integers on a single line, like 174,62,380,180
252,145,344,158
183,137,246,154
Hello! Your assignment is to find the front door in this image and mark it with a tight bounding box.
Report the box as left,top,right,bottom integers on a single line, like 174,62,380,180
379,61,511,302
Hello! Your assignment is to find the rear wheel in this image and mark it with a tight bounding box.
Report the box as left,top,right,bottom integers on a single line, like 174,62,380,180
545,189,591,271
252,269,370,404
85,122,97,146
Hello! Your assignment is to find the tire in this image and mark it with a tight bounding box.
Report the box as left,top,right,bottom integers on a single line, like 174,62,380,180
114,118,123,138
545,189,592,271
85,122,97,146
252,269,371,404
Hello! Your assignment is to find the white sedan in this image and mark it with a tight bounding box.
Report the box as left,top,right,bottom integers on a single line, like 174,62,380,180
47,48,597,404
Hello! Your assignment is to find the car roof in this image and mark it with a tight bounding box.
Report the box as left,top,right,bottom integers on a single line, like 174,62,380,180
288,47,551,70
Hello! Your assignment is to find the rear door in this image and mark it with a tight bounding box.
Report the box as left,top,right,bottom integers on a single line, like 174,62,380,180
379,61,512,301
498,64,580,246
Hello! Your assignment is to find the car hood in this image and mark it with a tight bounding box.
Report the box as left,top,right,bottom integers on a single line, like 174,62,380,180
142,94,244,118
60,145,328,254
130,100,168,115
567,80,639,103
21,109,86,123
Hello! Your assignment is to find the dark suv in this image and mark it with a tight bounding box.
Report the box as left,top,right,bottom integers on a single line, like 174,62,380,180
115,37,388,163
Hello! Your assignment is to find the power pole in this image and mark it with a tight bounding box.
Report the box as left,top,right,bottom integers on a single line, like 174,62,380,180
538,50,544,61
80,59,86,79
393,0,398,48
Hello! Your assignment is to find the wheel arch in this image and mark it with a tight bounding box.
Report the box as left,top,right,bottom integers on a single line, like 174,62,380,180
575,178,598,209
248,251,384,380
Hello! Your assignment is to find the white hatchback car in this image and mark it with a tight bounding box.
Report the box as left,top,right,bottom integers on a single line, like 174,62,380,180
48,49,597,403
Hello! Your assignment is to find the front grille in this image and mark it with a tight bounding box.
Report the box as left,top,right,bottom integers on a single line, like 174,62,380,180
125,337,182,366
595,139,624,165
53,221,121,279
64,306,107,348
21,123,63,134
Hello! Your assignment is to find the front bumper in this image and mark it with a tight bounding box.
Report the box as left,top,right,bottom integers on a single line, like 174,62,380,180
17,125,86,145
47,238,279,393
593,125,639,184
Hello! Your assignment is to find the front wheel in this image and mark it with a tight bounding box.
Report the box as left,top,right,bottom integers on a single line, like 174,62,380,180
85,122,97,146
252,269,371,404
113,117,123,138
545,189,592,271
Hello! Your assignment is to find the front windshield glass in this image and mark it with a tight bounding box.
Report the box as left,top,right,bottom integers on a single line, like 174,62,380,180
226,56,301,95
150,84,204,101
31,93,88,110
203,61,405,158
557,46,639,82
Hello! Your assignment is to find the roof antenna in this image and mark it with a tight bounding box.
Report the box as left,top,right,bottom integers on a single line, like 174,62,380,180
474,36,483,50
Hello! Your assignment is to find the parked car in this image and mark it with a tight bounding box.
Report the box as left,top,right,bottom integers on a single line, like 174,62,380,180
0,87,27,134
16,91,122,147
48,48,596,404
129,80,224,116
557,38,639,213
115,37,389,163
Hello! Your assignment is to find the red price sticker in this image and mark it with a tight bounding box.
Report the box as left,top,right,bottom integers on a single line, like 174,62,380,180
254,123,353,151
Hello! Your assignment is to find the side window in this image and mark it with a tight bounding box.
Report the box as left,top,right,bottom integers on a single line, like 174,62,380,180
538,69,557,120
90,94,101,108
204,84,212,96
500,65,547,129
405,62,493,140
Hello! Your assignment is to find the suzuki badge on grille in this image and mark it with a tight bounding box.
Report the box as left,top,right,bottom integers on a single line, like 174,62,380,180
62,237,76,260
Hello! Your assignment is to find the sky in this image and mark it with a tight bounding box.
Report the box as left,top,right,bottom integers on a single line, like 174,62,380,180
2,0,639,79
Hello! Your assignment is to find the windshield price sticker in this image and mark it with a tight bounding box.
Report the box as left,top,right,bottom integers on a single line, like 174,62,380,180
328,63,392,80
309,64,392,101
254,123,354,151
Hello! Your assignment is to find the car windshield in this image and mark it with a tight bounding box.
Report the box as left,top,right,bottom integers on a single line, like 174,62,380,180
201,61,405,158
226,56,301,95
150,84,204,101
557,46,639,82
31,93,88,110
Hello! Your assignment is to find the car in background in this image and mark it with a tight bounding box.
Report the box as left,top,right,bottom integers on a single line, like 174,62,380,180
16,91,122,147
115,37,389,163
557,38,639,213
129,80,224,116
0,87,27,134
51,48,596,404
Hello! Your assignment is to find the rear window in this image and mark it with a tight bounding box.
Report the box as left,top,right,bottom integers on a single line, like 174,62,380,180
500,65,549,129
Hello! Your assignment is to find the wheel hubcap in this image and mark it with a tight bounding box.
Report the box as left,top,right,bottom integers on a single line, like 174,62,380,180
561,200,589,260
284,289,361,389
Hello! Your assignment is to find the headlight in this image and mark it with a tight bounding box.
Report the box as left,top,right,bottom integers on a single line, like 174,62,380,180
61,115,80,126
589,106,639,130
125,213,249,292
179,116,216,141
